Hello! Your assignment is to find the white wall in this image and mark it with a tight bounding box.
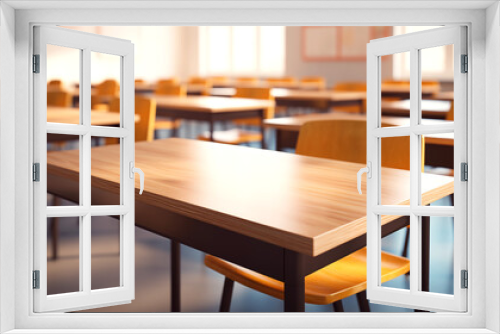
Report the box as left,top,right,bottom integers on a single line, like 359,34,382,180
51,26,196,85
285,26,393,88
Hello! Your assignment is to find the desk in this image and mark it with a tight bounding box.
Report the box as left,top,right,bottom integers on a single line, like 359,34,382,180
46,138,453,312
382,99,451,119
152,96,274,148
264,113,454,168
381,84,440,99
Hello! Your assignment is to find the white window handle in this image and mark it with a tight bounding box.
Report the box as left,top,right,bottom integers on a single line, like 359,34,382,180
357,162,371,195
129,162,145,195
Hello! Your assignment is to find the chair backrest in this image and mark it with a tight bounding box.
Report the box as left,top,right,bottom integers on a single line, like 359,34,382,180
155,83,187,97
96,79,120,96
108,96,157,142
236,77,259,84
210,76,229,85
188,77,211,85
333,82,367,92
296,119,424,170
265,77,297,85
446,100,454,121
135,79,145,84
157,78,179,86
47,91,72,107
382,80,410,86
300,77,326,89
48,80,63,90
234,87,275,119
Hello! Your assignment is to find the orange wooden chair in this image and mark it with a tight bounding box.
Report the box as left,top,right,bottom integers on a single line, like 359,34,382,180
236,77,260,84
332,82,367,113
300,76,326,90
47,79,64,91
153,83,184,135
92,79,120,108
188,77,212,95
197,87,274,145
205,119,414,312
47,91,72,107
157,78,179,86
105,95,156,144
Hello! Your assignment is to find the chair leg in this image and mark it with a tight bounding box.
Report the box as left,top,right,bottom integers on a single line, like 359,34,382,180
356,291,370,312
402,226,410,258
219,277,235,312
332,300,344,312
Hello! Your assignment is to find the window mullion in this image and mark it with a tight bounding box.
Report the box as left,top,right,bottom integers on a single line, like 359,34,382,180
81,48,92,294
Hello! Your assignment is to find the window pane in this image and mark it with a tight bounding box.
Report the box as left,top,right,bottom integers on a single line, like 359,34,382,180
422,136,454,206
380,215,410,292
47,216,81,295
91,137,121,206
47,134,80,206
46,44,80,122
420,44,454,124
423,216,455,295
91,216,121,290
232,27,258,75
91,52,121,126
380,136,411,205
381,52,411,127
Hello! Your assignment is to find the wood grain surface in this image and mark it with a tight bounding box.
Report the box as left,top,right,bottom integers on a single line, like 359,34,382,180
152,95,275,113
47,138,453,256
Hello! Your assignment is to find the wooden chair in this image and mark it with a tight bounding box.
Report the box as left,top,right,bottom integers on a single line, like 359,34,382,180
210,76,230,85
153,84,184,135
205,119,414,312
332,82,367,113
265,77,297,87
47,91,72,107
47,79,64,91
197,87,274,145
188,77,212,95
300,76,326,90
105,95,156,144
92,79,120,108
157,78,179,86
236,77,260,84
135,79,145,84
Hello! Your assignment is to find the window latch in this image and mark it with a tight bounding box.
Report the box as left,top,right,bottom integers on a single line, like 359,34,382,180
357,162,372,195
129,162,144,195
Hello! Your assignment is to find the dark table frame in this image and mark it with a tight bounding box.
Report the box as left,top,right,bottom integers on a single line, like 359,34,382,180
156,107,267,148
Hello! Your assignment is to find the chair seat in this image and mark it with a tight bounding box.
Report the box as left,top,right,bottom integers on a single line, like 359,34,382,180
205,247,410,305
197,129,262,145
155,117,181,130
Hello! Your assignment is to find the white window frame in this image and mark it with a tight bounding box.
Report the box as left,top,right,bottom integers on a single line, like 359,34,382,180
366,26,467,312
0,2,498,333
33,26,136,313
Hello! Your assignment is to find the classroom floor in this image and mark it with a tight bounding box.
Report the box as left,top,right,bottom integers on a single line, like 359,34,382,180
46,119,455,313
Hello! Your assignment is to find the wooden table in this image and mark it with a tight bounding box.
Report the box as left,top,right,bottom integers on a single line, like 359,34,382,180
151,96,275,148
429,91,454,101
382,99,452,119
381,83,440,99
265,112,454,168
46,138,454,312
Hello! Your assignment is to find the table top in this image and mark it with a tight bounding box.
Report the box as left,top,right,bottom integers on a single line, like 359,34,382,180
47,107,125,126
382,99,451,118
264,112,453,146
381,83,441,95
272,89,366,102
429,91,454,101
47,138,453,257
152,95,275,113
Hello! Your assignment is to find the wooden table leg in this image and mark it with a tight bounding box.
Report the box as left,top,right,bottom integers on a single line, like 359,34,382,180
284,249,305,312
421,215,430,292
276,130,284,151
171,240,181,312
